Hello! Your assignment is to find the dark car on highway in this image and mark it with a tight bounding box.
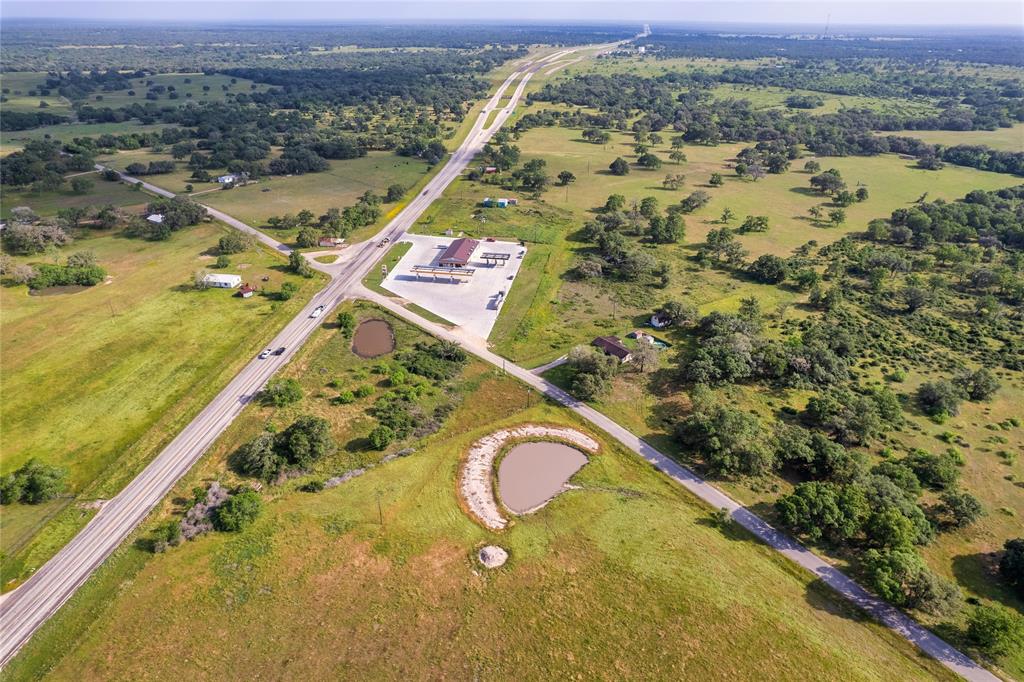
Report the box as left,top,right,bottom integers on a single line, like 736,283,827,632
273,347,286,356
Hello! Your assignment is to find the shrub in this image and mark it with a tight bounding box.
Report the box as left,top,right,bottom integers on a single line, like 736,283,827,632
368,424,395,450
966,604,1023,656
862,548,962,616
917,379,963,418
0,459,67,504
260,377,304,407
213,490,263,532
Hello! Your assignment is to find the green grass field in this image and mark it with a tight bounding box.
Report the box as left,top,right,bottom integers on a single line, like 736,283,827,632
5,304,956,681
78,73,270,109
97,149,430,245
1,175,146,219
0,72,74,115
878,124,1024,153
0,217,323,587
1,122,173,157
710,84,939,117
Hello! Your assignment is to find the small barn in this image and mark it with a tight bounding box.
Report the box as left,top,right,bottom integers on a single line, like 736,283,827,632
592,336,632,363
238,283,256,298
203,273,242,289
438,238,479,268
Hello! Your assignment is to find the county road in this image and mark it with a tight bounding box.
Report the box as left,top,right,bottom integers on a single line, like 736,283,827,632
2,36,995,682
0,46,577,667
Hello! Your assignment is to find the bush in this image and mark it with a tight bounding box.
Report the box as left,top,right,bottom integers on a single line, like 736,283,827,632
368,424,395,450
748,254,789,283
213,490,263,532
218,232,254,254
956,367,1000,401
260,377,304,407
905,449,960,491
337,311,356,337
966,604,1023,656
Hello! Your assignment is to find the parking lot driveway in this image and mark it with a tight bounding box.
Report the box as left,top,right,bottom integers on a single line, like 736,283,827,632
380,234,526,339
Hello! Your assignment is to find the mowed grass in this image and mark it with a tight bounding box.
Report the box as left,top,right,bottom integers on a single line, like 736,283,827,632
877,124,1024,153
710,83,939,117
6,326,955,681
0,221,323,583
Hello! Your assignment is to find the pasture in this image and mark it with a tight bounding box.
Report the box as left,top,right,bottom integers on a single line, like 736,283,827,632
5,310,955,681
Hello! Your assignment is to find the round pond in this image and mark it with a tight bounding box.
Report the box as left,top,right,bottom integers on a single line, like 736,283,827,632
351,319,395,358
497,441,588,514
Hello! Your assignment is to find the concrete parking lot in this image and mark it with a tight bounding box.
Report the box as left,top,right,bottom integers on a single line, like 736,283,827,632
380,234,526,339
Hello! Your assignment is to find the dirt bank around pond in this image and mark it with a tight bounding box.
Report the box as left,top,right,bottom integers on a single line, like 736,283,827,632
458,425,599,531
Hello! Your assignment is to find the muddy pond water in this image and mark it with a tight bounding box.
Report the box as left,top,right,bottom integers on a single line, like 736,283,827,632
497,441,588,514
352,319,395,358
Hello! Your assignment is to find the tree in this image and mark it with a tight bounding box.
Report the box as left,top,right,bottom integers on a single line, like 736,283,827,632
775,482,867,544
557,170,576,186
261,378,304,407
862,548,962,615
234,433,281,480
828,208,846,227
931,490,983,529
680,190,710,213
609,157,630,176
639,196,660,219
739,215,769,233
864,507,917,549
675,405,774,477
633,343,659,373
917,380,963,418
214,490,262,532
662,173,685,190
966,605,1023,656
296,226,321,248
720,207,734,223
956,368,1000,401
905,449,961,491
804,160,821,173
215,254,230,269
659,300,698,327
70,176,94,194
3,222,71,255
902,286,930,312
0,459,67,505
749,254,789,284
604,194,626,212
219,232,254,254
1000,539,1024,598
709,172,723,187
276,415,335,467
649,213,684,244
288,251,313,278
855,187,869,202
337,311,356,337
669,150,687,165
385,184,405,202
810,169,846,195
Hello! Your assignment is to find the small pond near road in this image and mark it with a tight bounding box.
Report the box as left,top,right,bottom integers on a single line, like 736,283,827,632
352,319,395,358
497,441,588,514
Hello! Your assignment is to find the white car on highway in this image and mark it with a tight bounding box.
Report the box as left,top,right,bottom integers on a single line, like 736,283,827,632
310,305,325,319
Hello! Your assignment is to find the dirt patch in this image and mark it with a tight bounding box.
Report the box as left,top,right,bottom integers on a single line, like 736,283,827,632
352,319,395,358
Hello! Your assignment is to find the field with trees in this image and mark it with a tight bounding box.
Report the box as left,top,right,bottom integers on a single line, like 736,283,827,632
0,183,322,588
5,303,956,681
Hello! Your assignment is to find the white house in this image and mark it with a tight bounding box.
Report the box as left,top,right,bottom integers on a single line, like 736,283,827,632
216,174,239,184
203,273,242,289
146,214,164,224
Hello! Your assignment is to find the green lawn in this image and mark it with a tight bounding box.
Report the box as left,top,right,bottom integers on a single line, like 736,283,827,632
5,306,956,682
0,221,323,587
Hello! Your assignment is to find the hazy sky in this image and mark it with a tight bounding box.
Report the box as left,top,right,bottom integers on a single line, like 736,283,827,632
1,0,1021,28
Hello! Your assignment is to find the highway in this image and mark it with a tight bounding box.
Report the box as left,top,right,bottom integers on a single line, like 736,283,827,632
0,46,575,667
0,36,998,682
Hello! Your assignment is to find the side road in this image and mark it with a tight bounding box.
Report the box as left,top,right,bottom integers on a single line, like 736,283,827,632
356,286,998,682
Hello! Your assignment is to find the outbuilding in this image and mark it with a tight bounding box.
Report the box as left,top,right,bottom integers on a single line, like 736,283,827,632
217,174,239,184
318,236,344,248
146,214,164,224
592,336,633,363
238,283,256,298
438,238,479,268
203,273,242,289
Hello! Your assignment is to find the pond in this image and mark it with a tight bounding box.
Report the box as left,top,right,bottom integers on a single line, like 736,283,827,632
497,441,588,514
351,319,395,358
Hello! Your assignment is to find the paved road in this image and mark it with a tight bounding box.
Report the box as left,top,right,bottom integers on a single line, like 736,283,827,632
0,49,571,667
3,38,996,682
356,288,997,682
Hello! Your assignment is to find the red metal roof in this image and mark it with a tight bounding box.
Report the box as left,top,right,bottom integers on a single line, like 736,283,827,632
592,336,631,360
438,238,479,265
